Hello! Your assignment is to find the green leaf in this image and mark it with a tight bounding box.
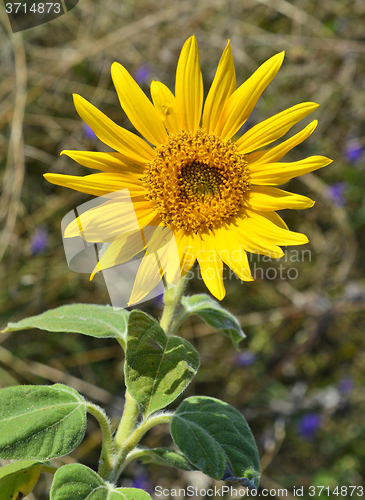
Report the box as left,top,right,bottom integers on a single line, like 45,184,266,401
2,304,129,348
0,384,87,460
125,310,200,418
50,464,152,500
114,487,152,500
139,446,198,472
179,294,245,349
171,396,260,488
0,460,42,500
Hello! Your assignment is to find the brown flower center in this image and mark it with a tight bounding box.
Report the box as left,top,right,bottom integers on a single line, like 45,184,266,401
143,129,250,232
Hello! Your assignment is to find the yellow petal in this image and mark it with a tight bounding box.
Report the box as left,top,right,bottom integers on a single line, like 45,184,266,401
150,81,180,135
264,211,289,230
249,156,333,185
111,63,168,146
215,52,284,141
43,172,146,198
73,94,154,163
63,194,157,241
91,230,145,279
236,102,319,154
172,229,198,277
64,198,137,241
61,150,144,173
132,200,162,228
175,35,203,132
246,120,318,166
147,227,182,286
143,226,173,254
245,186,315,211
140,228,198,287
215,225,253,281
128,252,164,306
196,233,225,300
246,209,309,245
233,216,285,258
202,40,236,133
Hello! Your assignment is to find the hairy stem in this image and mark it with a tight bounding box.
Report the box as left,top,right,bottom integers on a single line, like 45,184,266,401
160,275,189,335
121,447,154,470
110,413,173,483
86,403,115,479
169,307,189,334
114,390,140,448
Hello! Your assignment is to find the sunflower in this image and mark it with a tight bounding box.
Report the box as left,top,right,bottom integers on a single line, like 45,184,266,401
45,36,331,304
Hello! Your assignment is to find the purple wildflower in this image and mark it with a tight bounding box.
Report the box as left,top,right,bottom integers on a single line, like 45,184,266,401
83,123,97,140
234,350,256,366
339,377,354,394
344,139,362,164
327,182,346,207
153,293,164,309
131,473,152,492
30,227,48,255
297,413,321,440
134,64,151,85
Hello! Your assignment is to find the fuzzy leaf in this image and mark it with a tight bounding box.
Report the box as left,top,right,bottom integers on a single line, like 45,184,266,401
0,460,42,500
171,396,260,488
0,384,87,460
50,464,152,500
2,304,129,347
180,294,245,349
125,310,199,418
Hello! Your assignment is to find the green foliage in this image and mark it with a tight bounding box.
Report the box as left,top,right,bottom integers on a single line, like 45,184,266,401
2,304,129,348
171,396,260,487
0,302,260,495
0,384,87,460
0,460,42,500
125,310,200,418
50,464,152,500
178,294,246,349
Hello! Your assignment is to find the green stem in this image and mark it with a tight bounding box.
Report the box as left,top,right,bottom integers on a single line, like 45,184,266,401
160,275,189,335
169,307,190,334
98,276,189,483
114,390,140,448
39,465,57,474
116,337,126,352
121,446,154,470
110,413,173,483
86,403,115,479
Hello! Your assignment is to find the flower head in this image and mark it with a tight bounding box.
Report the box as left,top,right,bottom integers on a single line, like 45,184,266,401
44,36,331,305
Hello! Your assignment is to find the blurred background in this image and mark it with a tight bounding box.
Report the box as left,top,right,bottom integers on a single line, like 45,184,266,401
1,0,365,498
